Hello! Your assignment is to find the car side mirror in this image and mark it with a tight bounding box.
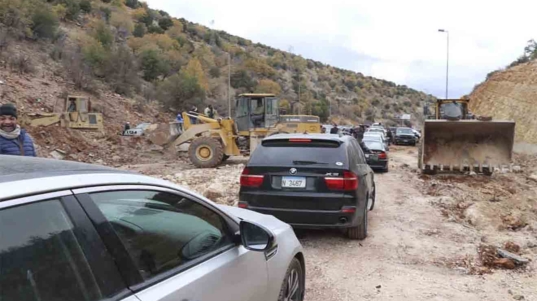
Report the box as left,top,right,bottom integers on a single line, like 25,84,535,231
239,221,274,251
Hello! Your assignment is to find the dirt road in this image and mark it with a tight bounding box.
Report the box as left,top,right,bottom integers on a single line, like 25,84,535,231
134,146,537,301
303,146,536,301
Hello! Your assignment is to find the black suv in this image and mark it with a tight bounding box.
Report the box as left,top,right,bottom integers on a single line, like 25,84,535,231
394,127,417,146
239,134,376,240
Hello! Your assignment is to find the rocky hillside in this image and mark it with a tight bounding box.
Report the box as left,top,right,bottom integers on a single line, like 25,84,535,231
0,0,433,127
470,60,537,145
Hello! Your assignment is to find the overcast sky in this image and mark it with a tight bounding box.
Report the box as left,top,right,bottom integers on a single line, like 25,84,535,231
147,0,534,98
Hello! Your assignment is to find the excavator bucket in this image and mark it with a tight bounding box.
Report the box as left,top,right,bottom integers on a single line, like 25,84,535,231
420,120,516,173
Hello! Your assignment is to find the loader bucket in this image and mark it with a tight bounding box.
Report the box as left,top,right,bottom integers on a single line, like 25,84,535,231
145,123,182,146
421,120,515,172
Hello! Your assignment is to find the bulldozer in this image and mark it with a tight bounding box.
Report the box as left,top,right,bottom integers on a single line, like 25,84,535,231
418,98,515,175
19,95,104,132
147,93,321,168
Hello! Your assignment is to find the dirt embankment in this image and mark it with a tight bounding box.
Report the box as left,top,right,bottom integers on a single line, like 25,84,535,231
470,61,537,145
0,68,174,165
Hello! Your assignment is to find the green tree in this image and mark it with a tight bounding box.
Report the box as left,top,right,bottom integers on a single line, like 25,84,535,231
255,79,281,95
105,45,139,95
140,48,168,81
133,23,146,37
79,0,92,13
157,73,206,107
81,37,107,71
31,7,59,39
92,21,113,49
158,18,173,30
125,0,139,9
61,0,80,20
231,70,256,91
209,66,220,78
147,24,164,34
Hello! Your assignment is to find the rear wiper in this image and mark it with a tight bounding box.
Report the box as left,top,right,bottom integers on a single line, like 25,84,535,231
293,160,328,165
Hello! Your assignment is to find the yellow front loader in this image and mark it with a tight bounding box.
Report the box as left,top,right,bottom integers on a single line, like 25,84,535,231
418,98,515,175
146,94,321,168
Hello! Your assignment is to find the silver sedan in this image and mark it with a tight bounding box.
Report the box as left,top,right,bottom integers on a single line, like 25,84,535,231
0,156,305,301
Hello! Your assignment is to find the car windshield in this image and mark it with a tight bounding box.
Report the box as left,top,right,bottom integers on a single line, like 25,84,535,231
397,128,414,135
251,140,347,166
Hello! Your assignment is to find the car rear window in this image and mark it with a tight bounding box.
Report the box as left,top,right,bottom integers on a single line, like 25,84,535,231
252,139,347,166
364,141,384,150
397,128,413,135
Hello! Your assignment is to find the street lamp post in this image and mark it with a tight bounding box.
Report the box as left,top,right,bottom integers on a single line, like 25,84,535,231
228,52,231,117
438,29,449,99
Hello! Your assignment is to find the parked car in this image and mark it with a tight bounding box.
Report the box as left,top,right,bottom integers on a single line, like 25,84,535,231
123,122,152,136
239,134,376,240
0,156,305,301
394,127,417,146
364,132,389,150
412,129,422,141
362,134,389,151
363,140,389,172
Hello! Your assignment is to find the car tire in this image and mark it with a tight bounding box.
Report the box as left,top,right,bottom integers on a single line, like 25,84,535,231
278,258,305,301
346,196,368,240
188,137,224,168
384,164,389,173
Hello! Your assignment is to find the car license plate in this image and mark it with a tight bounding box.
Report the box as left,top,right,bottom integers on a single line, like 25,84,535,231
403,140,408,143
370,155,378,161
282,177,306,188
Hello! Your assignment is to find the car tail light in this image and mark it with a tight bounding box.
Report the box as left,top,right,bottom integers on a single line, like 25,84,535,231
341,206,356,213
240,168,264,187
378,152,387,159
325,171,359,191
238,202,248,208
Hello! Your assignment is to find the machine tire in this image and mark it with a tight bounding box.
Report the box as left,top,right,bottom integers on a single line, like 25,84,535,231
346,195,368,240
189,137,224,168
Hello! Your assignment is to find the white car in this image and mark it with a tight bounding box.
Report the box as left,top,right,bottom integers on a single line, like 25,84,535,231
123,122,152,136
363,133,389,151
0,156,305,301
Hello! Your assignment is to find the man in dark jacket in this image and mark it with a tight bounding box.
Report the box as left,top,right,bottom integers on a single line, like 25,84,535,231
0,104,36,156
329,123,339,134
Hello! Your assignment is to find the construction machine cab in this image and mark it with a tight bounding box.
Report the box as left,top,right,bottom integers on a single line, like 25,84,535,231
235,93,280,133
434,99,471,120
62,95,103,131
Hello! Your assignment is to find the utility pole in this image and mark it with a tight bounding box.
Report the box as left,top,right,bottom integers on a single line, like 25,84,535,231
438,29,449,99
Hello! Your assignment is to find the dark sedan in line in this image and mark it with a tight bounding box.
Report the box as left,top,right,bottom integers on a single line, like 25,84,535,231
239,134,376,240
363,140,389,172
394,127,417,146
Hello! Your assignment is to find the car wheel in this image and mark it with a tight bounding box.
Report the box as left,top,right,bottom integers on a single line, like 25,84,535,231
346,196,368,240
384,164,389,173
278,258,305,301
